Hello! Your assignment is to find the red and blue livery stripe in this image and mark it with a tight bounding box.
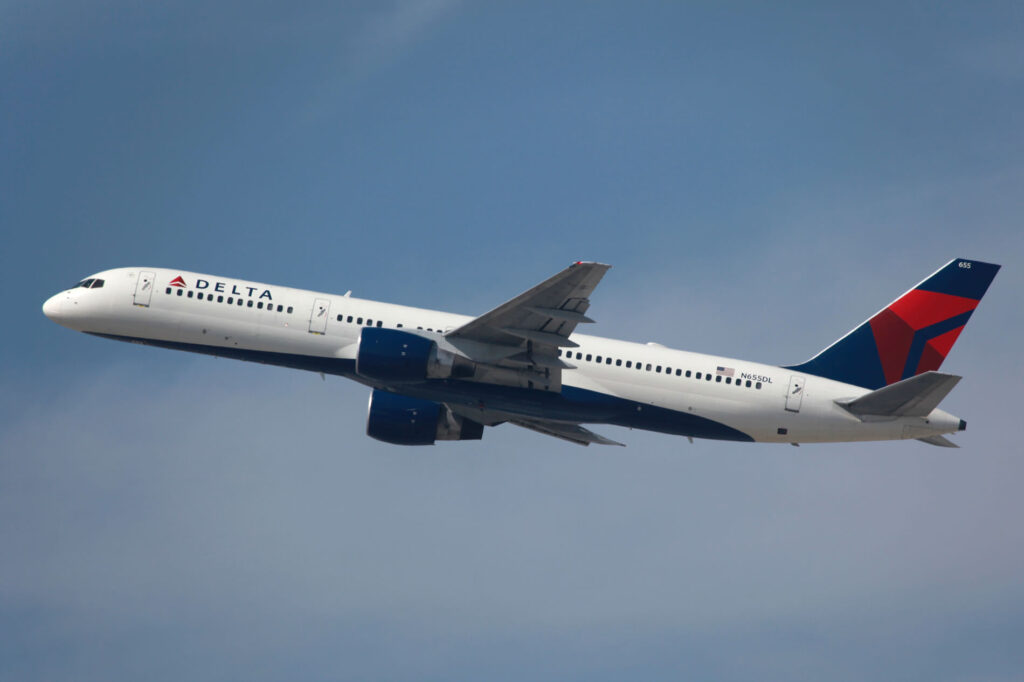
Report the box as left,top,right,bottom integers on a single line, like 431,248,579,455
787,258,1000,389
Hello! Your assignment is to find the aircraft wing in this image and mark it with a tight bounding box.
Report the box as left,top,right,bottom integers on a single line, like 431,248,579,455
444,261,610,385
446,403,624,446
509,418,625,447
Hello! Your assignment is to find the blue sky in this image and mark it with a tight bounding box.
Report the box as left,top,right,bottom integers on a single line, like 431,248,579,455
3,2,1024,680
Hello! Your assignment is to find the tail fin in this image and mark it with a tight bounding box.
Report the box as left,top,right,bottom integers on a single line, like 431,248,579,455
787,258,1000,389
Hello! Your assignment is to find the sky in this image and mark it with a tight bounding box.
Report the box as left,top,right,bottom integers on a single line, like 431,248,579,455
3,1,1024,680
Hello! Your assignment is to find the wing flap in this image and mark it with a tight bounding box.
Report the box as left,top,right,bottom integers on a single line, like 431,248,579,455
510,419,625,447
500,328,580,347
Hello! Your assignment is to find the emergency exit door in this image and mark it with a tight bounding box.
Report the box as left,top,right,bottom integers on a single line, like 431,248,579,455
134,271,155,306
309,298,330,334
785,375,806,413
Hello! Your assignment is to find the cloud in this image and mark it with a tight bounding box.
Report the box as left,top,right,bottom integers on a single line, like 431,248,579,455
350,0,461,74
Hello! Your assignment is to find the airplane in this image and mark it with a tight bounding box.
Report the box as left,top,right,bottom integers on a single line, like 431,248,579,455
43,258,999,448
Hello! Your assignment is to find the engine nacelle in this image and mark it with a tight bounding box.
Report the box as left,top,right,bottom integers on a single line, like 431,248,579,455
366,389,485,445
356,327,455,382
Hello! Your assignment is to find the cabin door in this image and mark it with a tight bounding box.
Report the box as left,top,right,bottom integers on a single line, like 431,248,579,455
309,298,330,334
134,271,155,307
785,375,806,413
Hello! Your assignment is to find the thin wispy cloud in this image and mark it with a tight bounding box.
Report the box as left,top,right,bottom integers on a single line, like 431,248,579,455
351,0,460,74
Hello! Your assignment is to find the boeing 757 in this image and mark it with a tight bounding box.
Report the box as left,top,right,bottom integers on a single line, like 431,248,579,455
43,258,999,447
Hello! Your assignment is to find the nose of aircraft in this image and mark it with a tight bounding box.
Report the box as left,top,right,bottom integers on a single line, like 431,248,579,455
42,293,66,322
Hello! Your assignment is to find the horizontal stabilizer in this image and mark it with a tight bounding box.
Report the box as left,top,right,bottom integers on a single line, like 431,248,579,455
917,435,959,448
836,371,961,417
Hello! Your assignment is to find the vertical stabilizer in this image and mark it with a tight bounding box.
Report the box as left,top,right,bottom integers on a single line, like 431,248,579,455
787,258,1000,389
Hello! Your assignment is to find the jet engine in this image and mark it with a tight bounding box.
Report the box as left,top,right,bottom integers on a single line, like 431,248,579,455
356,327,473,382
366,389,484,445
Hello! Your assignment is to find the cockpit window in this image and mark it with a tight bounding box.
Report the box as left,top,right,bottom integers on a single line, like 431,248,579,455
77,279,95,288
90,279,105,288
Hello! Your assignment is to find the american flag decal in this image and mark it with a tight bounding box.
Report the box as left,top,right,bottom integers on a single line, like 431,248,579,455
716,366,735,377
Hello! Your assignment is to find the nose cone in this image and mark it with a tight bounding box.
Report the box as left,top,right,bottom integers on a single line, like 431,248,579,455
42,293,65,322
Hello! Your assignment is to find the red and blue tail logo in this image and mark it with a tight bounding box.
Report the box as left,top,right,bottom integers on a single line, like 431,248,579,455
788,258,1000,389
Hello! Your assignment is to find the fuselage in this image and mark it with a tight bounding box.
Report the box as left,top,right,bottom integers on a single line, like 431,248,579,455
43,267,965,445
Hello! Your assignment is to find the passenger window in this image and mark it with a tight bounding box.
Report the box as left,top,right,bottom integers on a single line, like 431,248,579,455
686,370,691,377
595,355,602,363
695,372,701,379
616,359,622,366
257,301,263,308
247,300,254,308
287,306,293,314
725,377,732,384
177,289,183,296
606,357,612,365
220,296,226,303
337,314,342,321
755,382,762,389
746,380,752,387
586,354,592,362
656,366,662,373
357,317,363,325
367,319,373,326
237,299,244,306
675,369,681,376
706,374,712,381
376,321,382,327
397,323,403,328
277,305,283,312
626,361,632,368
165,287,172,294
228,297,234,304
715,375,722,382
188,291,194,298
646,364,652,371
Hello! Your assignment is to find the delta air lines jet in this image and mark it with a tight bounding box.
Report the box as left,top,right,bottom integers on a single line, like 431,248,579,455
43,258,999,447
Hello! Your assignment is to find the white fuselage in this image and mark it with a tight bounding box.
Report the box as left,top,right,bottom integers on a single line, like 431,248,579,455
43,267,964,445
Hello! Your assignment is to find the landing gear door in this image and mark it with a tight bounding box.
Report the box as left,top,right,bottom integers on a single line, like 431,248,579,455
309,298,330,335
134,271,155,307
785,375,806,413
